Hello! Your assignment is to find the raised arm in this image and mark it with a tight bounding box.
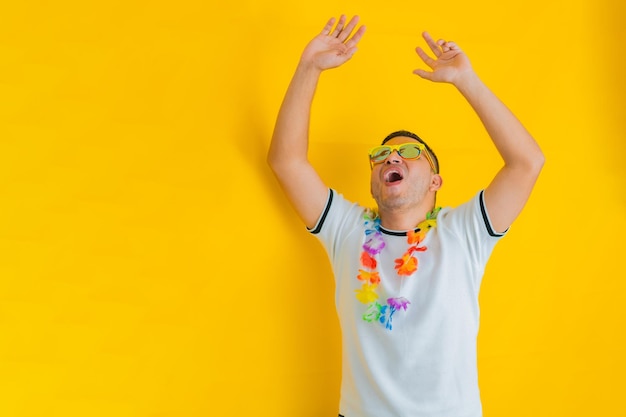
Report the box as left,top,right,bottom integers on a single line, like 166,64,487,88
267,16,366,229
414,32,545,233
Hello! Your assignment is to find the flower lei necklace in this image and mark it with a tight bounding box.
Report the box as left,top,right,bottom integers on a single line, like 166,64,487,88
355,207,441,330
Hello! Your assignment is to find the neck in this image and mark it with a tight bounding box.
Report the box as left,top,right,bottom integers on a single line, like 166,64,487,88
378,205,436,231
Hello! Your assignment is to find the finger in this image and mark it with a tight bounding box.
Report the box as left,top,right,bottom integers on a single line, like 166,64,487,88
338,15,359,42
331,15,347,37
422,31,441,57
413,69,433,80
344,25,366,48
439,40,458,53
445,41,461,51
415,47,436,68
320,17,336,36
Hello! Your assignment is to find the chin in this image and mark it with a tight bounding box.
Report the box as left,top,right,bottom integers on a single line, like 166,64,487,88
376,195,411,211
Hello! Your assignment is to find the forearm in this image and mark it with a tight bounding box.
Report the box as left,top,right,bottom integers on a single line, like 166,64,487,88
267,61,331,228
455,72,544,170
268,62,323,172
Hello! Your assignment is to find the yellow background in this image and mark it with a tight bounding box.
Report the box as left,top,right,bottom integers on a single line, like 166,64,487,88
1,0,624,416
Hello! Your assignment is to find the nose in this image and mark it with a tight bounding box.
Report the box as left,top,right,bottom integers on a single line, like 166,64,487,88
385,151,402,164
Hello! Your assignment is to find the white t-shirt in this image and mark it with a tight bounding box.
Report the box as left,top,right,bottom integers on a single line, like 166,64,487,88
310,189,505,417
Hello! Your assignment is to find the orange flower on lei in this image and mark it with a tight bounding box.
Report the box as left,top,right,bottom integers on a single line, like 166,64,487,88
394,252,418,276
358,269,381,285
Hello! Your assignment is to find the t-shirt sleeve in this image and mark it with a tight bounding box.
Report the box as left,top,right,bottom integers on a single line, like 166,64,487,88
439,190,507,267
307,189,364,264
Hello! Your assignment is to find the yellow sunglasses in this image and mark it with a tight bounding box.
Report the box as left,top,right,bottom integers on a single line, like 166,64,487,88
368,142,438,173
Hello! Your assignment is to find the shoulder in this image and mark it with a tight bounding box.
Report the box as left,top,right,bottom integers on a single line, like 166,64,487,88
308,189,368,235
438,190,507,238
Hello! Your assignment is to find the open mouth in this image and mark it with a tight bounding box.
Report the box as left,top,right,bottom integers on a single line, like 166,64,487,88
384,169,404,184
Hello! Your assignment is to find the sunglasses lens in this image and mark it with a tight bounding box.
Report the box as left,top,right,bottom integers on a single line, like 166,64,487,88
370,147,391,163
399,144,421,159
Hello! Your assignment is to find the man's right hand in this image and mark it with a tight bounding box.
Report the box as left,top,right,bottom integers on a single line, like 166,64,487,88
300,15,366,71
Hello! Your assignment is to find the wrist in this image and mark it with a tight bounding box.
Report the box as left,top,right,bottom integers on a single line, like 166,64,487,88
297,56,324,75
453,70,482,96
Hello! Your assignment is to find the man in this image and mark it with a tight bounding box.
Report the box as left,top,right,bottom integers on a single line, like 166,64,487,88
267,14,544,417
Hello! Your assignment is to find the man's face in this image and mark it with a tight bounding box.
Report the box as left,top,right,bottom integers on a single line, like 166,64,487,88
370,137,440,212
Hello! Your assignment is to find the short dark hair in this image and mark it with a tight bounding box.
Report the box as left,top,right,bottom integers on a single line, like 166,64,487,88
381,130,440,174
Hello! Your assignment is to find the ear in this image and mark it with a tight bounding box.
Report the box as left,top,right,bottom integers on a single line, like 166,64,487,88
430,174,443,191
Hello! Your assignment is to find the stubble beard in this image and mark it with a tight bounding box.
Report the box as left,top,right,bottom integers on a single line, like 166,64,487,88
372,186,429,214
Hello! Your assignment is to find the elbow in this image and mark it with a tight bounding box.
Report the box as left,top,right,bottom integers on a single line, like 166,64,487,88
524,149,545,181
267,151,290,178
522,141,545,176
267,147,281,173
266,152,276,171
533,148,546,174
507,148,545,179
